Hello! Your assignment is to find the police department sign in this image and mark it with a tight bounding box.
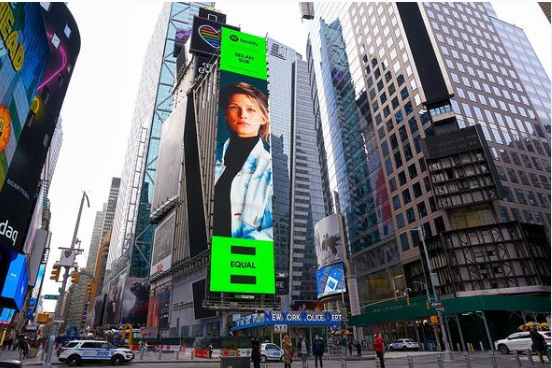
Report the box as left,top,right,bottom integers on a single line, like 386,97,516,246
232,310,342,331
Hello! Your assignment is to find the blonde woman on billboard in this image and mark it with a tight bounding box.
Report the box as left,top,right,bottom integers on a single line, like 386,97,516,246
213,82,273,240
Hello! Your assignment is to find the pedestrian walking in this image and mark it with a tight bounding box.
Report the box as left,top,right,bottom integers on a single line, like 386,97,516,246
355,340,362,357
530,326,549,364
340,335,348,356
312,335,324,368
19,337,29,360
251,337,261,368
373,332,385,368
282,335,293,368
347,340,353,356
208,343,213,359
297,335,309,368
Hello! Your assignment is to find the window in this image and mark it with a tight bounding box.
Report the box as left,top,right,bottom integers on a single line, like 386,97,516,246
398,171,407,186
397,213,405,228
402,189,412,204
393,195,401,210
406,208,416,224
417,202,428,218
413,182,423,198
408,164,417,179
400,232,409,251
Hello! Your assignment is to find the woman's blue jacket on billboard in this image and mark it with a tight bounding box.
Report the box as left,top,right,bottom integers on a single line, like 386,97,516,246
214,138,273,240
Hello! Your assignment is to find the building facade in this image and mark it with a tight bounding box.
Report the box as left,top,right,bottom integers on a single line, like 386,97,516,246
304,2,550,347
103,3,213,326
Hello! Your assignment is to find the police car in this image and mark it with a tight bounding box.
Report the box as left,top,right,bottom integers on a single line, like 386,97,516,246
58,340,134,366
260,343,284,363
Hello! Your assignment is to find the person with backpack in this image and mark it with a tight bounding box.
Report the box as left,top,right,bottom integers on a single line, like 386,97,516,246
373,332,385,368
312,335,324,368
297,335,310,368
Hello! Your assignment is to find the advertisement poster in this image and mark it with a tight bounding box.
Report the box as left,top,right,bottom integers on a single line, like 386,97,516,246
316,262,347,299
120,277,149,326
150,212,175,276
314,214,344,268
210,27,275,295
105,277,124,324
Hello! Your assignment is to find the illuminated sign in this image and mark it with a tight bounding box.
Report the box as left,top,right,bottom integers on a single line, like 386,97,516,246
220,28,268,80
316,262,347,299
1,253,28,310
0,3,25,71
231,310,342,331
0,307,16,325
210,237,275,294
210,28,274,294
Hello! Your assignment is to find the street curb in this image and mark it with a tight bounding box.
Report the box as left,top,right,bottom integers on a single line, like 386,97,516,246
23,360,226,366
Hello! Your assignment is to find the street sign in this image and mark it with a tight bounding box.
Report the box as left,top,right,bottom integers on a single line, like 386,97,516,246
431,301,442,307
44,294,59,300
435,306,445,312
53,316,64,324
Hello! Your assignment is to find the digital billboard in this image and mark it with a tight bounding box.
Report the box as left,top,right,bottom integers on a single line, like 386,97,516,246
189,17,223,56
120,277,149,326
316,262,347,299
0,253,28,310
314,214,345,268
209,27,274,294
0,307,16,325
0,3,50,191
150,213,175,276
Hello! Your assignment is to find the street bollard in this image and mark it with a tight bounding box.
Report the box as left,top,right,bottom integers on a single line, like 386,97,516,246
158,346,162,360
463,352,472,368
407,355,415,368
437,353,444,368
513,351,522,367
456,343,461,352
479,342,484,351
489,350,498,368
175,348,179,361
526,350,534,365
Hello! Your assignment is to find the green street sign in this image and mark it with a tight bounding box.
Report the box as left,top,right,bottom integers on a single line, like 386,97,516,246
220,27,267,80
44,294,59,300
210,236,275,294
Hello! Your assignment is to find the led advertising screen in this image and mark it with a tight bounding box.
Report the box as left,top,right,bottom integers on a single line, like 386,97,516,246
0,307,16,325
210,27,274,294
314,214,344,268
150,213,175,276
0,253,28,310
0,3,49,191
316,262,347,299
189,17,223,56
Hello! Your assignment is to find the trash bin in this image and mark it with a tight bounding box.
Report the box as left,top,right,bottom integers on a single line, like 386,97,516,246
0,360,22,368
220,356,250,368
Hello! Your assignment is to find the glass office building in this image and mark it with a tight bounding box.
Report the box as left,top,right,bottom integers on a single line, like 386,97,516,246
306,2,550,344
106,3,214,290
267,39,325,303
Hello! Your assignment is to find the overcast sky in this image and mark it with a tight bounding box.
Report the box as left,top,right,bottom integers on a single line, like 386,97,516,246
41,2,551,308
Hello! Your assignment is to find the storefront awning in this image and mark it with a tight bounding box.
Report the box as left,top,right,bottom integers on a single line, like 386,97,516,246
348,294,551,326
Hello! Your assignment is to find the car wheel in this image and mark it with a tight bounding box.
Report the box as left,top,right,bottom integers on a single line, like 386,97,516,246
498,344,509,355
389,346,394,351
260,355,267,363
402,346,408,351
67,355,81,367
111,355,124,365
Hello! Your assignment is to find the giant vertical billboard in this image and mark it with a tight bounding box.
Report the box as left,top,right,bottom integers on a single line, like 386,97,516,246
120,277,149,326
209,28,275,294
0,3,50,258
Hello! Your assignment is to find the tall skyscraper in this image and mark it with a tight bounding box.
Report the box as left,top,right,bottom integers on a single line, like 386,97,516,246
105,3,213,296
66,177,120,328
267,39,325,304
304,2,550,344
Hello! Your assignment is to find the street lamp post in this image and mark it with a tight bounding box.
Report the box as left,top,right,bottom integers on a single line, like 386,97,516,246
42,191,89,368
409,226,453,362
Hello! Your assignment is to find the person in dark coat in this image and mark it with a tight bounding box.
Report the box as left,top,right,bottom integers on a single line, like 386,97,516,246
251,337,261,368
312,335,324,368
530,327,549,364
356,340,362,357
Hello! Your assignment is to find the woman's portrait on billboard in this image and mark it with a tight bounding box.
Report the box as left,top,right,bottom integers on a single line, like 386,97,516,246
213,81,273,241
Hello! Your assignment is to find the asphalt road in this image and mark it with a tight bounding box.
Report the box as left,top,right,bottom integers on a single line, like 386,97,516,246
26,351,548,368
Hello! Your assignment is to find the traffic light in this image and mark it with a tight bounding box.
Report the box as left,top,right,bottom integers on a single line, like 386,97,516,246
406,295,411,305
50,264,61,282
430,315,439,325
70,269,80,284
426,300,431,310
87,282,95,295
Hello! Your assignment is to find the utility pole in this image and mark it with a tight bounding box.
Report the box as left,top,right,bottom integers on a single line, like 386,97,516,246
415,226,453,362
42,191,89,368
